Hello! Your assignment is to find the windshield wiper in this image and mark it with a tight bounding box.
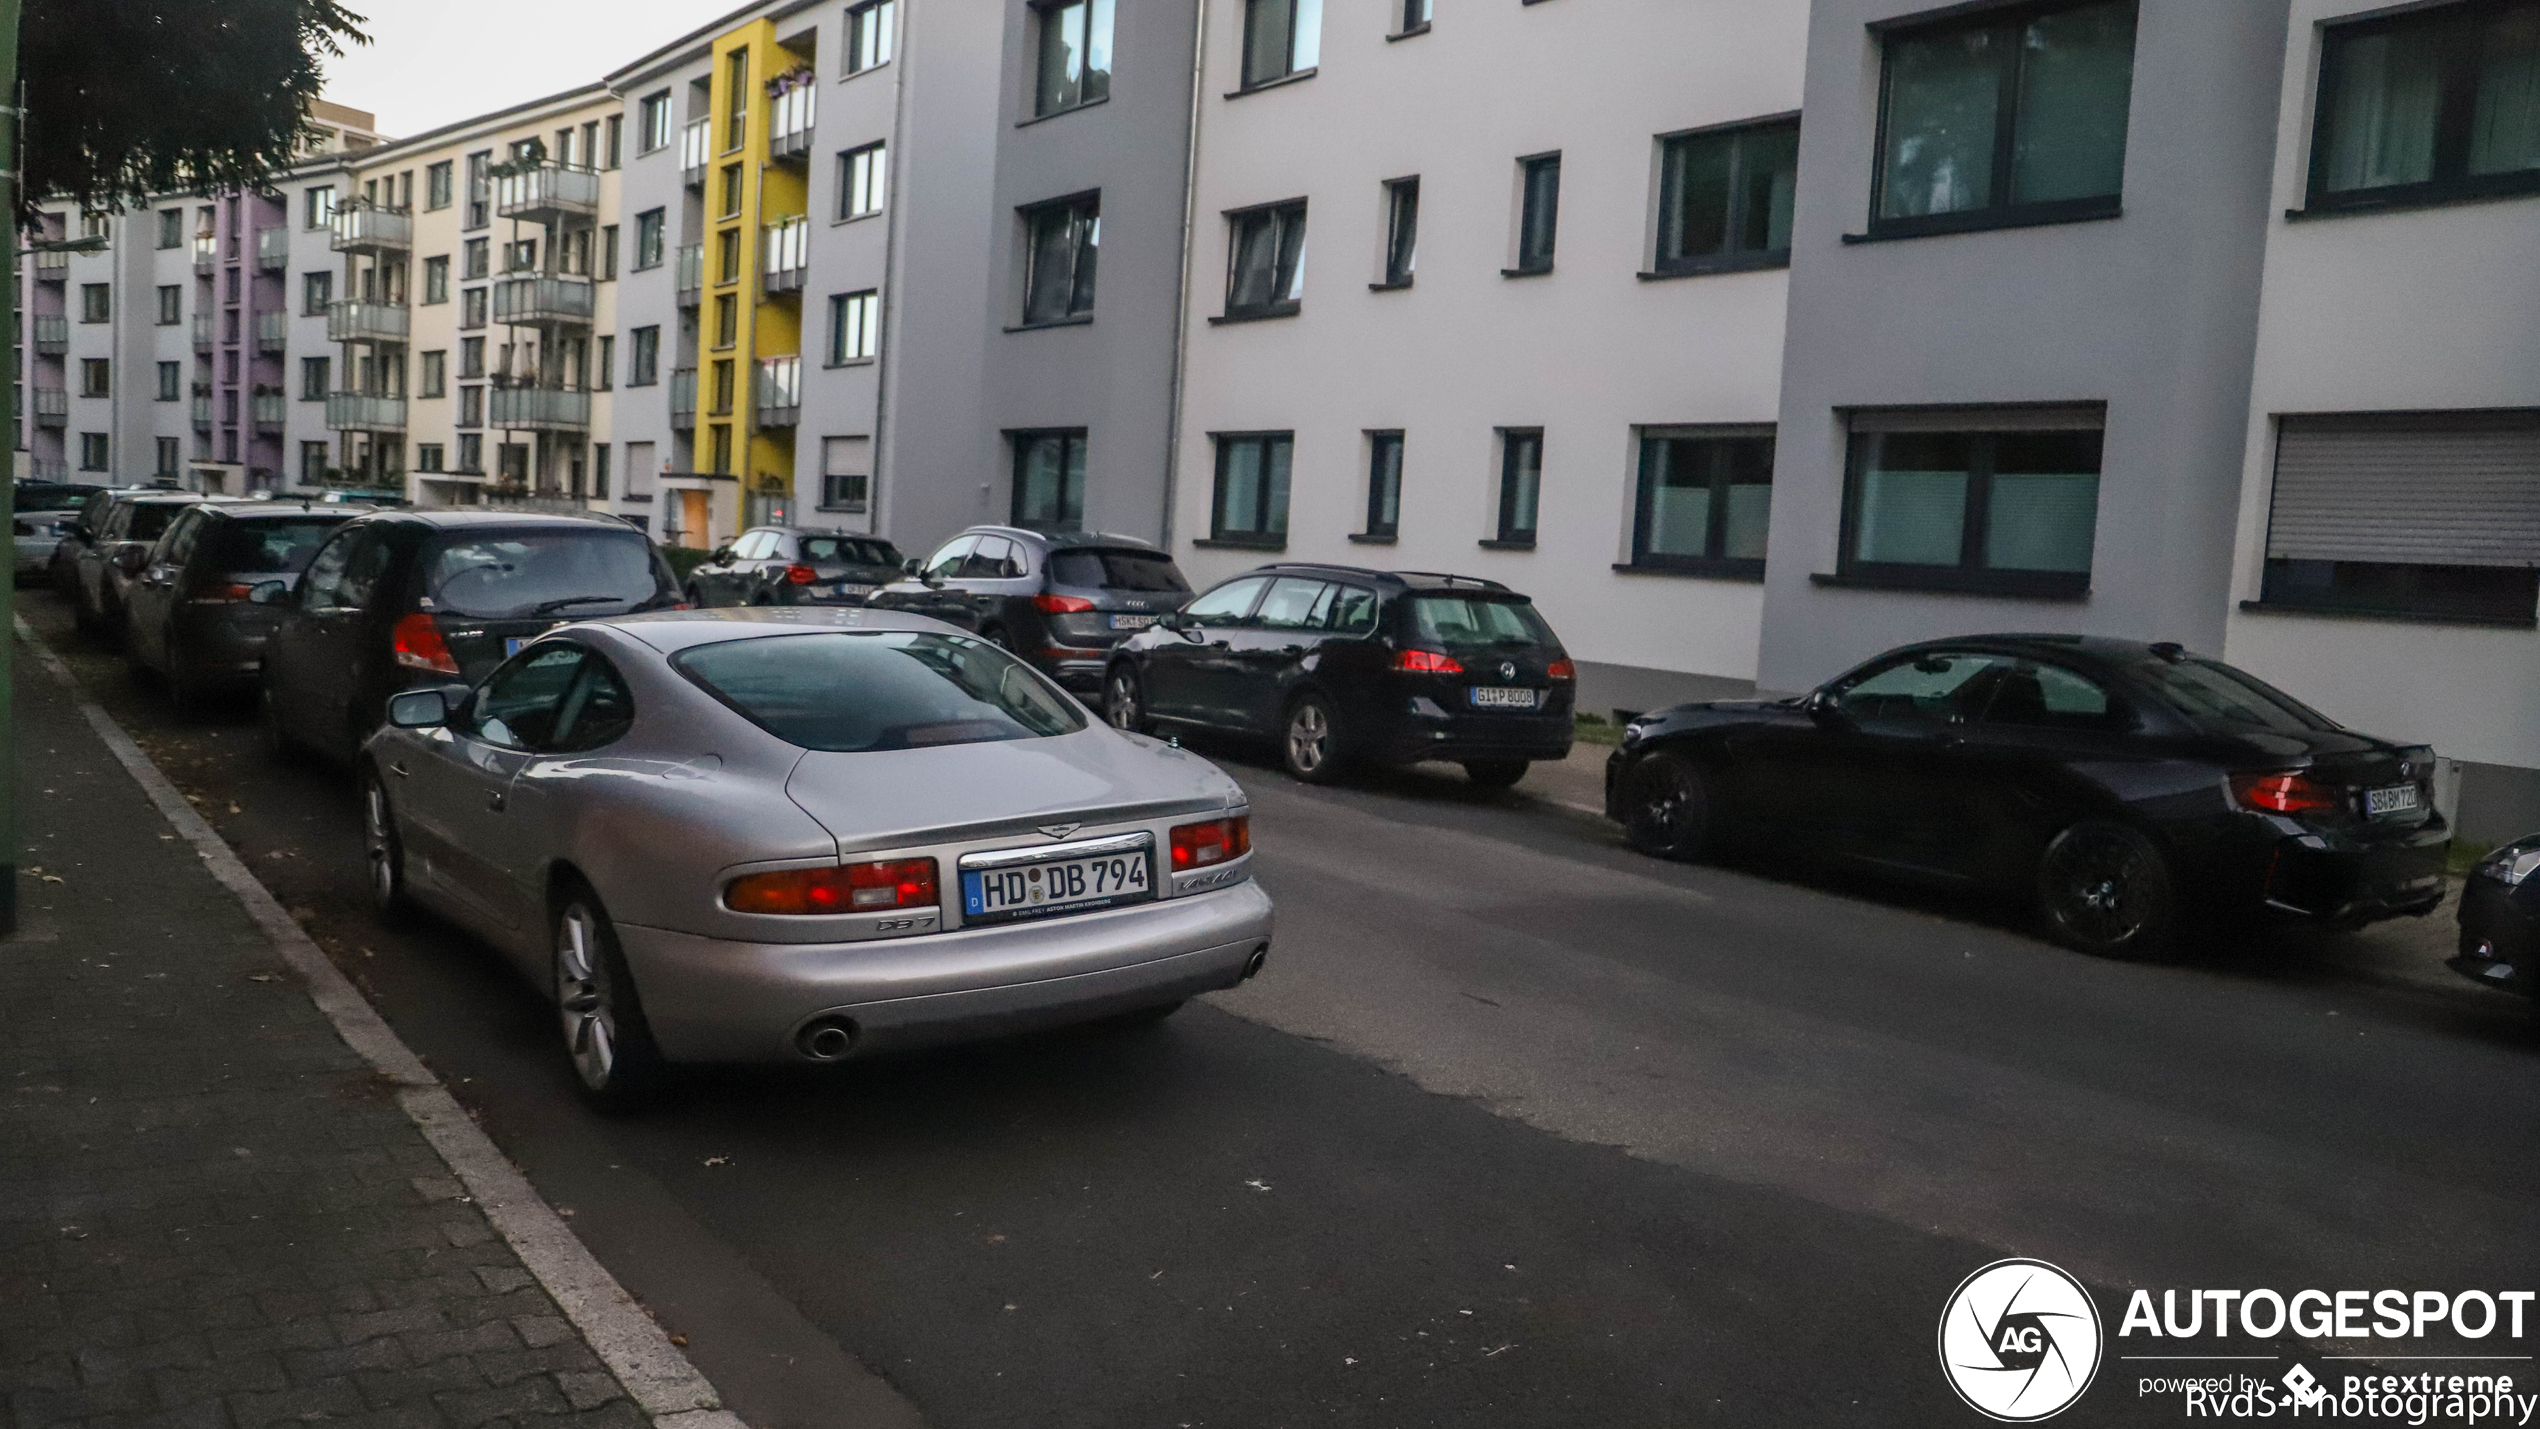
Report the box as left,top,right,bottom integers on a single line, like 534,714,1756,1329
530,595,628,616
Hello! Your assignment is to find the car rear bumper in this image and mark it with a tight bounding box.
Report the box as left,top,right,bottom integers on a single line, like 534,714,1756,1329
2452,874,2537,997
1369,707,1574,766
2254,817,2448,925
615,879,1275,1062
168,609,280,685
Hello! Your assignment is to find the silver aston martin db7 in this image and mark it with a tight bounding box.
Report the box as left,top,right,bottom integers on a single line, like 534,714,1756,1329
359,606,1273,1107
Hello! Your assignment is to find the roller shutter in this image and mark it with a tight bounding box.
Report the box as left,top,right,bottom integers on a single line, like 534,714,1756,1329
2268,412,2540,568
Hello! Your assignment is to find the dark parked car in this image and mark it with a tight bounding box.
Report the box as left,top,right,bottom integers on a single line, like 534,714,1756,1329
15,510,75,584
682,525,906,607
260,510,681,764
122,501,366,709
68,491,206,640
1605,635,2448,957
14,479,95,514
869,526,1192,692
2453,840,2540,1008
1102,565,1577,787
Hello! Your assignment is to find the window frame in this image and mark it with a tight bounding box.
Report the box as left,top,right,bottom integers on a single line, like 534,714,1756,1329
630,326,662,386
839,142,889,220
1362,430,1404,541
1239,0,1321,90
1032,0,1115,118
1490,428,1544,548
1649,113,1802,278
1377,177,1418,289
1009,428,1090,529
419,350,447,399
1510,153,1561,275
422,255,449,305
1220,199,1308,320
846,0,898,75
829,290,881,364
640,92,674,153
1831,414,2106,599
426,161,454,211
635,208,667,269
1018,191,1101,327
1208,431,1294,549
2300,0,2540,217
1626,426,1776,579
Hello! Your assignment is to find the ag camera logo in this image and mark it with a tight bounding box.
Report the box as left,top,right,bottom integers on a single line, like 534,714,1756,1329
1939,1258,2104,1421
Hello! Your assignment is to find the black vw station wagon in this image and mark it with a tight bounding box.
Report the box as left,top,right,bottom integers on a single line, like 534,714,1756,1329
868,526,1193,693
1103,564,1576,787
1605,635,2448,957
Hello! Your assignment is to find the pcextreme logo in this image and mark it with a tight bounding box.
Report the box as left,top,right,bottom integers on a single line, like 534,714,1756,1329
1940,1258,2106,1422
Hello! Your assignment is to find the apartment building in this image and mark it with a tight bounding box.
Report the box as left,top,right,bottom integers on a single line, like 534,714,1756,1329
1169,0,1809,713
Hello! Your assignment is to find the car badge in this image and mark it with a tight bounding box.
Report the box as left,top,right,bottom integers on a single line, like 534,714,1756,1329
1500,661,1518,681
2399,762,2413,778
1037,823,1082,841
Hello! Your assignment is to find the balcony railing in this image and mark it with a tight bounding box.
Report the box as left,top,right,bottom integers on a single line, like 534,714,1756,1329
328,299,410,343
669,367,697,430
769,85,816,162
491,275,593,327
33,387,67,427
255,226,289,270
34,248,69,280
191,235,214,276
191,312,214,350
761,217,809,295
676,244,703,308
489,386,590,432
254,310,287,353
325,392,407,433
496,164,601,222
189,394,212,430
753,356,801,427
252,392,286,431
31,314,67,354
28,457,68,483
329,203,411,254
681,118,713,187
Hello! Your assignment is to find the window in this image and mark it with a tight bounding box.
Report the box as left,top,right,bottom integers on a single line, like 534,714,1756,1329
1654,117,1800,275
711,359,735,415
1035,0,1114,116
829,291,880,363
641,92,673,153
717,227,741,284
304,185,335,229
157,208,183,248
461,287,487,330
1011,430,1088,528
1021,194,1100,324
156,285,180,324
721,164,745,219
417,443,445,473
635,209,666,270
422,255,449,304
460,337,485,379
1378,179,1418,287
459,385,484,429
1494,430,1543,546
463,237,489,280
2309,1,2540,212
1364,432,1403,539
426,160,453,210
630,326,661,386
1840,412,2104,596
1871,0,2137,238
506,238,540,275
420,350,447,398
156,436,180,477
79,283,109,322
1512,154,1561,274
714,294,738,348
710,425,734,475
1242,0,1321,88
847,0,897,73
840,144,888,218
595,335,615,391
601,225,619,280
1398,0,1431,34
726,49,750,150
456,434,483,473
302,356,330,400
1211,433,1292,546
80,359,109,397
1224,201,1306,318
822,435,872,511
156,362,180,401
2253,412,2540,624
592,444,611,498
79,433,108,471
465,151,492,228
1631,429,1774,575
304,271,333,315
297,441,329,486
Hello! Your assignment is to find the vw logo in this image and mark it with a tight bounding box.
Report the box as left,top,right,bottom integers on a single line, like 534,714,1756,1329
1499,661,1518,682
1938,1259,2102,1421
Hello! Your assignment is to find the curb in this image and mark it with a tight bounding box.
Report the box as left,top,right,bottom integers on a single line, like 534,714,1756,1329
15,617,748,1429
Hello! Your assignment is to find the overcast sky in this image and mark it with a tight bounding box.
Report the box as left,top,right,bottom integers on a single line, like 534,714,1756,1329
320,0,718,138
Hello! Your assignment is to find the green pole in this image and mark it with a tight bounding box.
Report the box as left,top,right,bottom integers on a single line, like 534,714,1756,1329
0,0,21,939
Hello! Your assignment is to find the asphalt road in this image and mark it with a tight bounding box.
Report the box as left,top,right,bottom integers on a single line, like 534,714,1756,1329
22,586,2540,1428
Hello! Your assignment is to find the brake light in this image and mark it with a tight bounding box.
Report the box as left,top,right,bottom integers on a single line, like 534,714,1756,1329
2231,771,2338,815
1394,649,1465,674
1547,658,1577,682
724,857,940,915
1170,816,1251,872
391,613,460,674
194,581,257,604
784,563,818,585
1034,592,1096,614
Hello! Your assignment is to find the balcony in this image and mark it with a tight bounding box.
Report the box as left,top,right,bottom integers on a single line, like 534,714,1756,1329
252,391,286,433
191,311,215,350
669,367,696,431
676,244,703,308
28,457,68,483
254,310,287,353
495,164,600,223
34,248,69,282
769,83,816,163
489,385,590,433
491,275,594,328
326,392,407,433
327,299,410,343
753,356,801,427
680,119,712,188
31,314,66,354
33,387,67,427
761,217,808,296
191,235,214,276
329,203,410,255
190,391,211,430
255,226,289,270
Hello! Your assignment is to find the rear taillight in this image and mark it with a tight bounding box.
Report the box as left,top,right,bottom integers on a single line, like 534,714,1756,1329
391,613,460,674
1170,816,1251,872
1393,649,1465,674
1034,592,1096,614
1547,658,1577,682
2231,771,2338,815
193,581,257,604
724,857,940,915
784,563,818,585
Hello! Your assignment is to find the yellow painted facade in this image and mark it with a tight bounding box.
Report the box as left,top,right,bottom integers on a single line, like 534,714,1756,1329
703,19,812,509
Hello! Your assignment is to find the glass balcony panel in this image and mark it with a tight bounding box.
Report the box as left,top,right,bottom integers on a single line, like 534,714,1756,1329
325,392,408,432
327,300,411,343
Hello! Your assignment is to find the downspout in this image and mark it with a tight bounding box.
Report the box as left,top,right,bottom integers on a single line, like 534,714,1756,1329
1157,0,1208,550
868,7,916,540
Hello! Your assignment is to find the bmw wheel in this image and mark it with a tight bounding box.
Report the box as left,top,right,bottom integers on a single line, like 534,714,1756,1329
360,766,409,919
1105,666,1152,735
2037,820,2176,959
1620,751,1712,861
553,885,667,1111
1283,692,1345,785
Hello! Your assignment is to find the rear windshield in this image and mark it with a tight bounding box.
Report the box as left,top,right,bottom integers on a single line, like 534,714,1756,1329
800,536,901,567
15,484,88,513
1411,595,1557,649
422,531,665,619
2134,658,2333,735
676,631,1086,752
125,504,188,541
211,517,348,574
1049,548,1191,593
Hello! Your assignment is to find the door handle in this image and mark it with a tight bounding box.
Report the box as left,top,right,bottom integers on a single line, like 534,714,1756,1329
486,789,506,812
388,761,408,778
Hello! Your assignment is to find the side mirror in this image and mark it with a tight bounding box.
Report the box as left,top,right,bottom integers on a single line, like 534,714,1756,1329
709,546,734,564
112,545,149,574
246,580,290,606
385,688,450,729
900,556,922,576
1803,688,1846,726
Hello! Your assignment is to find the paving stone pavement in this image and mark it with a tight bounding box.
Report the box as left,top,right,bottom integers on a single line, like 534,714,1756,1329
3,646,652,1429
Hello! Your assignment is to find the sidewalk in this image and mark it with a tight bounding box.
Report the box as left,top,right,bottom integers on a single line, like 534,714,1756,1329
3,629,743,1429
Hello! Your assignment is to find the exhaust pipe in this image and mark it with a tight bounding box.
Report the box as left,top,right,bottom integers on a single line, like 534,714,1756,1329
1242,943,1268,981
797,1017,858,1062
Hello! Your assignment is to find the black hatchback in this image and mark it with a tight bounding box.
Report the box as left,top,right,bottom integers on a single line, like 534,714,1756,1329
1102,565,1576,787
260,511,680,764
1604,635,2448,957
867,526,1191,692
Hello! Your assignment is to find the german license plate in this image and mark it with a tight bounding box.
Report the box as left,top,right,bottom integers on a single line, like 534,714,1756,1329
2364,784,2421,817
962,850,1153,925
1110,614,1160,630
1468,687,1542,710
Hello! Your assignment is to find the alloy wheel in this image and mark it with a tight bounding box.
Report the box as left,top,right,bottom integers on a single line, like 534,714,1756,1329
2038,822,2172,956
1623,752,1708,860
362,774,404,913
1285,697,1335,782
1106,670,1144,732
555,903,619,1093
